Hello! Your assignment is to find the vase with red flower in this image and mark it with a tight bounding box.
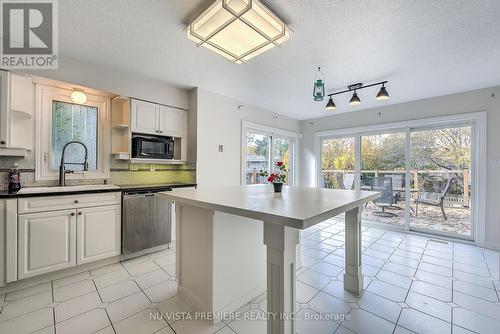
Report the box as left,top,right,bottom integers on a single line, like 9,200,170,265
260,161,288,193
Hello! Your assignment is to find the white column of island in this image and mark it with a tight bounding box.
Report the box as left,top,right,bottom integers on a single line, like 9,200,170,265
160,185,379,334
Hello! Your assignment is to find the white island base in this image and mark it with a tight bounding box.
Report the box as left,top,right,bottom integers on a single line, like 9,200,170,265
162,186,379,334
175,207,267,317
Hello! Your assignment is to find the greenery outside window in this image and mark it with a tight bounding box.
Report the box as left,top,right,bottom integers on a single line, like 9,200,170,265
242,121,297,186
36,85,110,181
51,101,98,171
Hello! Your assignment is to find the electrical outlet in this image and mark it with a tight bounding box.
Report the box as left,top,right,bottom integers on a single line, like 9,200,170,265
492,159,500,167
150,165,156,172
218,145,223,152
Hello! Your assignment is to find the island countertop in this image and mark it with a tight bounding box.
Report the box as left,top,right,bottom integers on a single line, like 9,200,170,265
160,184,380,229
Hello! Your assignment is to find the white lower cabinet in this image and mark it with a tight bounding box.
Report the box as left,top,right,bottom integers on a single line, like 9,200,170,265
18,210,76,279
77,205,121,265
16,193,122,281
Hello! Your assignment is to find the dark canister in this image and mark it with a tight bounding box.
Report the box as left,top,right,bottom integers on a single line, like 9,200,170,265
8,169,21,194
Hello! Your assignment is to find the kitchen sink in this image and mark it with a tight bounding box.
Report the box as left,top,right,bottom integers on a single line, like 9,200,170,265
17,184,120,194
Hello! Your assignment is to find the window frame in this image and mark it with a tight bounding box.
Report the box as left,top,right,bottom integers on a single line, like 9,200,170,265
35,84,111,181
241,120,298,186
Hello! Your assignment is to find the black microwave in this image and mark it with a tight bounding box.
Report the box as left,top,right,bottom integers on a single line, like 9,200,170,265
132,134,174,159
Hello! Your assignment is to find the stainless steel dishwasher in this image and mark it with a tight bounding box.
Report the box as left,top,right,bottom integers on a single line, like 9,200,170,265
122,187,172,258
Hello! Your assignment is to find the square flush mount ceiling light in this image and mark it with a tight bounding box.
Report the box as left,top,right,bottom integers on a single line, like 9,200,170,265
187,0,290,64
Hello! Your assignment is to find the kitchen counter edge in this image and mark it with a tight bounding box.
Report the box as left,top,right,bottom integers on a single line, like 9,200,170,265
0,183,197,199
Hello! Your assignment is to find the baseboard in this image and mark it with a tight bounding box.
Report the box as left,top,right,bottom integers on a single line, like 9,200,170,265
0,256,120,294
121,244,169,260
214,282,266,316
485,240,500,251
178,285,211,314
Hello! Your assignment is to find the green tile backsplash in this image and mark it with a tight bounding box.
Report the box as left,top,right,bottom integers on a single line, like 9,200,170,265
0,156,196,190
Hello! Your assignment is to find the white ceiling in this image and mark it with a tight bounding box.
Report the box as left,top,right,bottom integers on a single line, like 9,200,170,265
59,0,500,120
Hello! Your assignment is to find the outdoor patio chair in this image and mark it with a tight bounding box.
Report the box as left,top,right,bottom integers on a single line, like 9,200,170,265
415,175,456,220
388,174,404,189
336,173,355,190
370,176,399,215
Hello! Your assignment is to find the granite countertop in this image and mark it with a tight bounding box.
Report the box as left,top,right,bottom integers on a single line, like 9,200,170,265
0,182,197,199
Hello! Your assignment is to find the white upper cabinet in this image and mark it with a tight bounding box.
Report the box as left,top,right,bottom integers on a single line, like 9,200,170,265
131,99,159,135
0,71,8,148
131,98,187,139
0,71,33,153
10,74,33,114
159,105,186,137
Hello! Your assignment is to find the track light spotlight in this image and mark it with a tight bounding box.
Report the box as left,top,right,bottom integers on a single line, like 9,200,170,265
376,85,390,101
349,91,361,106
325,97,336,111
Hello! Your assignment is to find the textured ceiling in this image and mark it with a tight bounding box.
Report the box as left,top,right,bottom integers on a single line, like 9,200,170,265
59,0,500,120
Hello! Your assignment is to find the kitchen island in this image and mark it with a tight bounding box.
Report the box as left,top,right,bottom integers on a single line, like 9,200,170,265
160,185,379,334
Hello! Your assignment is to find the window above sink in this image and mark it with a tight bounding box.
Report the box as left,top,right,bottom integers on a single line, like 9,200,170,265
35,84,111,181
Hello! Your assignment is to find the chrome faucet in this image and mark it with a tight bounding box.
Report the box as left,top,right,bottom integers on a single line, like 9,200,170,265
59,141,89,186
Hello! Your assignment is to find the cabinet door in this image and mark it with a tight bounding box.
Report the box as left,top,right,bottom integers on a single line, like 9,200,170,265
18,210,76,279
0,71,9,147
76,205,121,265
1,199,18,286
0,200,5,286
10,73,33,113
159,105,186,136
131,99,159,135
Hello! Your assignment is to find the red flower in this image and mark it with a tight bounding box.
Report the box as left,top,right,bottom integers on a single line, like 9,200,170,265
276,161,284,167
268,173,276,182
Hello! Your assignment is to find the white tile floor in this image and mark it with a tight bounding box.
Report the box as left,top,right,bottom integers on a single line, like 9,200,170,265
1,217,499,334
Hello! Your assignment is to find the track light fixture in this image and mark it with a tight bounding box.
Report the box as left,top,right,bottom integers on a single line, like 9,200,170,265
317,80,389,110
325,97,336,111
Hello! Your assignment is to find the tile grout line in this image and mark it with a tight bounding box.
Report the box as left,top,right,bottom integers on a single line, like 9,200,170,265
103,309,117,334
52,307,56,334
51,280,57,334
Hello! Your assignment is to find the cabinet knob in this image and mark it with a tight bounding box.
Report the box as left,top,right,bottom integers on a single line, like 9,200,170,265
70,212,75,216
74,200,79,204
77,212,82,216
0,141,6,145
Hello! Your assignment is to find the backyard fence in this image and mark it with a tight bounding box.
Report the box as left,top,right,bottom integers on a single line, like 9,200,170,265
322,169,471,208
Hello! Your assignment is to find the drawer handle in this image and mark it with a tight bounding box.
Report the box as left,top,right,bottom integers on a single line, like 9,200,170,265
70,212,75,216
74,200,79,204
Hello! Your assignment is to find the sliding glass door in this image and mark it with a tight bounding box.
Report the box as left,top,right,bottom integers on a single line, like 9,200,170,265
410,126,472,238
320,136,355,189
243,123,296,185
318,119,478,241
361,132,407,228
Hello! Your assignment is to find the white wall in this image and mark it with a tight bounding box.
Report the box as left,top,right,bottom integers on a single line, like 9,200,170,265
194,88,300,188
24,56,190,109
299,86,500,250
